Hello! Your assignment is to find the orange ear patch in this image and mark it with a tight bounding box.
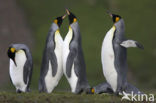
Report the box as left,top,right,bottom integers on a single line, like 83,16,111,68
11,48,15,53
115,17,120,22
73,18,77,22
54,19,58,24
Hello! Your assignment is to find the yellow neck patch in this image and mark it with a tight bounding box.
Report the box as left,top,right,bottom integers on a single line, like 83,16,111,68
11,48,15,53
54,19,58,24
73,18,77,23
115,17,120,22
113,25,116,30
55,29,60,34
69,26,72,30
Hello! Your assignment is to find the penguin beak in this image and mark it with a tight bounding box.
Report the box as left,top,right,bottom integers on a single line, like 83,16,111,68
62,14,66,19
66,9,70,15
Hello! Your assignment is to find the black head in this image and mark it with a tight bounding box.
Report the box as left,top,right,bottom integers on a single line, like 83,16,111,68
107,12,122,23
112,14,121,23
66,9,77,24
7,47,17,66
54,15,66,27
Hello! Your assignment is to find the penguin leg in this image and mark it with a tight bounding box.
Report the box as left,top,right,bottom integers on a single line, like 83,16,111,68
124,83,143,95
26,86,30,92
81,83,92,94
120,40,144,49
73,81,90,94
92,82,113,94
38,78,47,93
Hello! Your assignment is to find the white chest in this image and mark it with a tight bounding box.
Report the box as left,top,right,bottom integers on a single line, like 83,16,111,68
9,50,27,91
63,27,73,73
44,31,64,93
101,26,118,92
63,27,78,93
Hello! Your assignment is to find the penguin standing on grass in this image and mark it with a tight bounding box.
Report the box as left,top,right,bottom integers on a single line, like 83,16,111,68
39,15,66,93
63,9,91,94
92,12,144,95
7,44,33,93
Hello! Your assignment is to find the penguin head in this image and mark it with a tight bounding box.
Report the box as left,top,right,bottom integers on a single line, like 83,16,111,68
7,47,17,66
54,15,66,27
107,12,121,23
66,9,77,24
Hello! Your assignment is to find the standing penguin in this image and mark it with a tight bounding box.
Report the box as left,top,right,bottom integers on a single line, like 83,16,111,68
39,15,66,93
7,44,33,93
92,12,143,95
63,9,90,94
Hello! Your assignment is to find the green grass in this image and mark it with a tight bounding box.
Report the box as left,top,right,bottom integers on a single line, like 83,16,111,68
0,92,129,103
14,0,156,92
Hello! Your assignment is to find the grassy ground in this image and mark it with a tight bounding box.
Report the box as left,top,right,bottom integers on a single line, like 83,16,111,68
0,91,155,103
0,92,130,103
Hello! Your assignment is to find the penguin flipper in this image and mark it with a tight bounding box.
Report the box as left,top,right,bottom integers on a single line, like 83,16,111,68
23,58,33,85
124,83,143,94
120,40,144,49
66,48,76,78
49,50,58,77
93,82,113,94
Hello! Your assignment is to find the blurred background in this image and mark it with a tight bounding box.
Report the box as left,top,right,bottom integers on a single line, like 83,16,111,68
0,0,155,92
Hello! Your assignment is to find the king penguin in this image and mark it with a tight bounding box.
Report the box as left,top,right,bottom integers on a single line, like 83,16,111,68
7,44,33,93
39,15,66,93
92,12,144,95
63,9,91,94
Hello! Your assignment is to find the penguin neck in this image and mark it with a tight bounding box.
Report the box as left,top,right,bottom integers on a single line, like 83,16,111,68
54,29,63,49
65,26,74,45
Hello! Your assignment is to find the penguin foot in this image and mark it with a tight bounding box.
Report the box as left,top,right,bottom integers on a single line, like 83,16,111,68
26,88,31,92
74,89,83,94
123,83,143,95
85,88,94,94
16,89,22,93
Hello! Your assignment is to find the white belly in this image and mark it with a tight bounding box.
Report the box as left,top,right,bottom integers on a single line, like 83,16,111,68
101,26,117,92
45,33,63,93
9,50,27,92
63,27,78,93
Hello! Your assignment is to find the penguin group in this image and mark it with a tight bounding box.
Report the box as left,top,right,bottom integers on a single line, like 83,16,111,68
7,9,144,96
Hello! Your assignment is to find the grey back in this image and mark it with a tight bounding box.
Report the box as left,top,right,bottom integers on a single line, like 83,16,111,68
70,22,90,89
113,19,128,92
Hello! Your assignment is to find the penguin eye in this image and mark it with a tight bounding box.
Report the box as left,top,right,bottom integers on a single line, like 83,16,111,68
54,19,58,24
73,18,77,23
115,17,120,22
10,48,16,53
